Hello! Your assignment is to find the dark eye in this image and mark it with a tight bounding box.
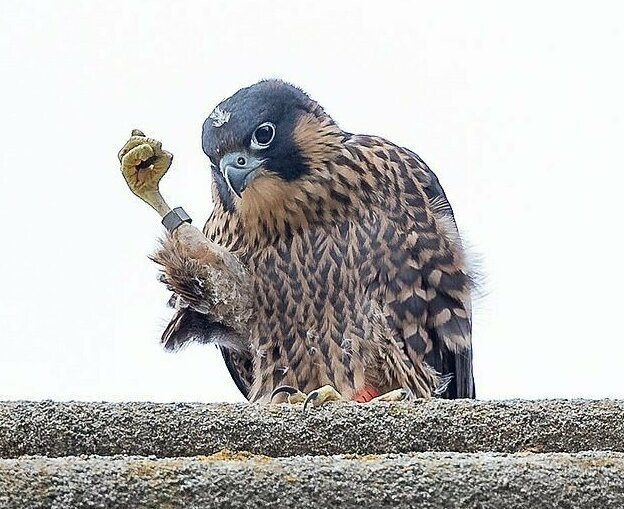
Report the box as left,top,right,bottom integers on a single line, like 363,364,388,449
251,122,275,149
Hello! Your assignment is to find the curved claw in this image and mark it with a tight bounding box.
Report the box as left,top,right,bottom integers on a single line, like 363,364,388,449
303,391,319,412
398,387,413,401
271,386,307,404
302,385,342,411
271,385,299,400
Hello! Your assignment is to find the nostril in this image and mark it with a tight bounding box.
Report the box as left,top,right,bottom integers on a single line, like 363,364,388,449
236,156,246,166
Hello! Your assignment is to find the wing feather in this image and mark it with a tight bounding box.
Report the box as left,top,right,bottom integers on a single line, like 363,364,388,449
363,139,476,398
407,149,475,398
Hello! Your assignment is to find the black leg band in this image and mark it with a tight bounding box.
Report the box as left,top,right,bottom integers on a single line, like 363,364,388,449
161,207,192,233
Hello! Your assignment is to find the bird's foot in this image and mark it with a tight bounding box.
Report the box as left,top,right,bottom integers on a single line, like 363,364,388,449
117,129,174,216
303,385,343,410
369,387,412,403
271,384,343,410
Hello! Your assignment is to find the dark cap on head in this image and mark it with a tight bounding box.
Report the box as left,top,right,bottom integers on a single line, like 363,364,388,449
202,80,339,205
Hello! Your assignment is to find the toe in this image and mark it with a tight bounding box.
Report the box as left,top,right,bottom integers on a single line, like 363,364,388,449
303,385,342,411
123,143,155,167
370,388,412,403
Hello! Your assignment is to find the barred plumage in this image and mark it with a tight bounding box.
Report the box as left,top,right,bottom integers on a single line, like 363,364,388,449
152,80,475,402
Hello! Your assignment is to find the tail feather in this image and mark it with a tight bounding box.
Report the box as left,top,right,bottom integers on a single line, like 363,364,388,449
161,307,247,353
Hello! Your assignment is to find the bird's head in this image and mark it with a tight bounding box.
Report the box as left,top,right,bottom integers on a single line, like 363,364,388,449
202,80,346,222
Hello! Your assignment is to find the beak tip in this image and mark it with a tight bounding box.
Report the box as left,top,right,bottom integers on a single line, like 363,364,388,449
219,152,264,197
224,166,249,197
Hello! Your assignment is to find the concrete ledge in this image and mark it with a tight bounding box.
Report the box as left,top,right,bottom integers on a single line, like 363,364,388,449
1,452,623,509
1,399,623,458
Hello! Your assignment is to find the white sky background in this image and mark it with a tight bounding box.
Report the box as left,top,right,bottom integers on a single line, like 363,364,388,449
0,1,623,402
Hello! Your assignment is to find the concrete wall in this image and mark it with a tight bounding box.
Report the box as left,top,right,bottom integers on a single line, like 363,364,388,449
1,399,623,508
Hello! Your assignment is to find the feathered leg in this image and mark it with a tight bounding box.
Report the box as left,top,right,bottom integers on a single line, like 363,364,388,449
150,229,252,337
118,129,253,344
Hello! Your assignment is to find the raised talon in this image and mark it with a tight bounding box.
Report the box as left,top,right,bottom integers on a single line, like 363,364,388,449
303,385,343,411
118,129,173,216
271,385,307,404
369,387,412,403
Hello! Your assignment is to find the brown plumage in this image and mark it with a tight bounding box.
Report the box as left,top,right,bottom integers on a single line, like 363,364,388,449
151,80,475,403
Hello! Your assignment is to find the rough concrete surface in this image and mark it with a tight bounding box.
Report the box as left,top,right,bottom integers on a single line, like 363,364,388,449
1,452,622,509
1,399,623,458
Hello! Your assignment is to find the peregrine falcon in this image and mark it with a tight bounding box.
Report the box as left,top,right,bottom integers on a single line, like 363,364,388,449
119,80,476,407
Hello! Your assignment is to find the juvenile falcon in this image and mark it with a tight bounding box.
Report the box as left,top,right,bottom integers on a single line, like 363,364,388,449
118,79,476,407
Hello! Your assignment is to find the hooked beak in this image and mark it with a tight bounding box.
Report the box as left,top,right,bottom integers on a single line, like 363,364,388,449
220,152,265,197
